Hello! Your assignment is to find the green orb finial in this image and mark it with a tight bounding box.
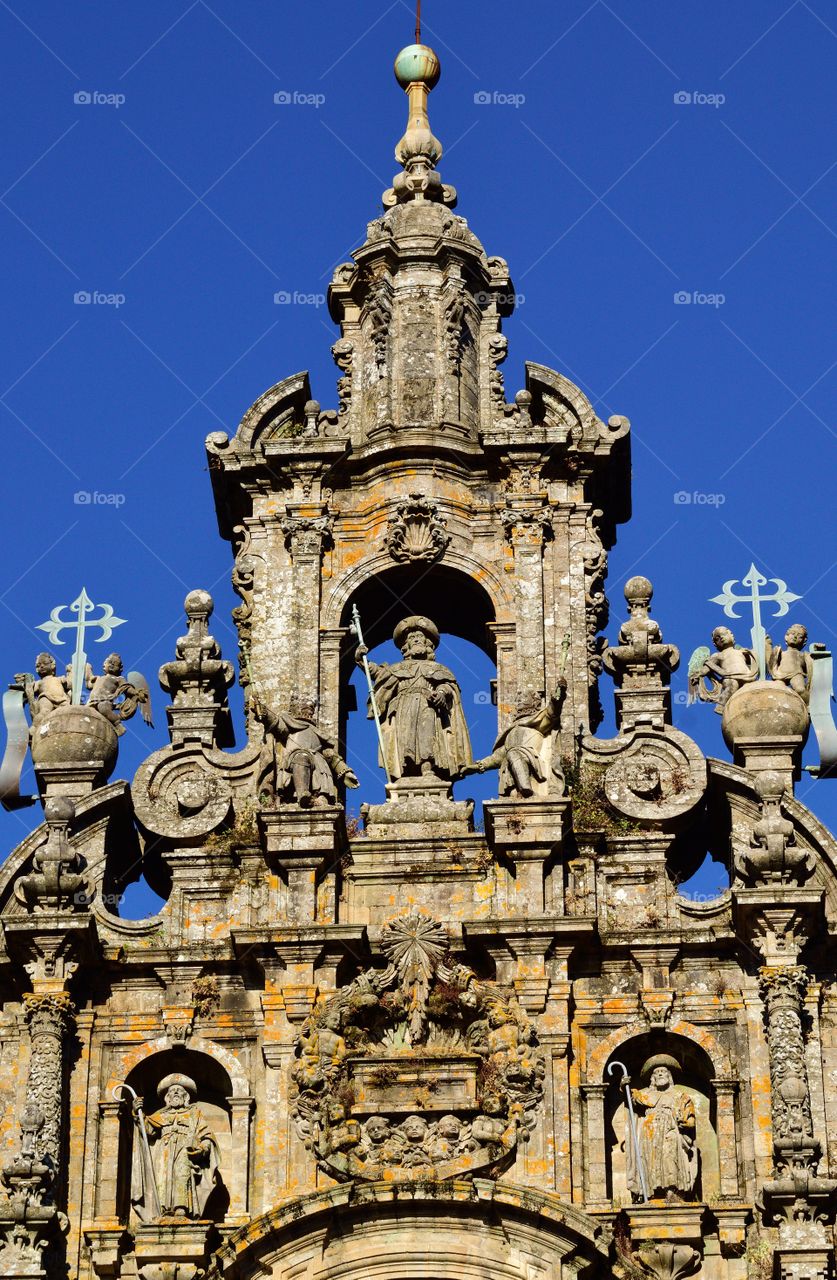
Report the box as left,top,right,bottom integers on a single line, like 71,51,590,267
394,43,441,91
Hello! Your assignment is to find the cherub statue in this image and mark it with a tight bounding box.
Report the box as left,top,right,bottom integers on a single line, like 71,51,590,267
688,626,759,712
17,652,71,723
254,694,359,807
85,654,152,734
468,683,566,799
766,623,813,702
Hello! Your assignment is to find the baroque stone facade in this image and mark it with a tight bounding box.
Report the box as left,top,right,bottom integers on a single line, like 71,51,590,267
0,37,835,1280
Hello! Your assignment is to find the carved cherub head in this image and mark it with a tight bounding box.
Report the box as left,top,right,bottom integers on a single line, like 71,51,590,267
103,653,124,676
364,1116,390,1144
401,1115,428,1144
785,624,808,650
437,1115,461,1139
35,652,56,677
712,626,735,651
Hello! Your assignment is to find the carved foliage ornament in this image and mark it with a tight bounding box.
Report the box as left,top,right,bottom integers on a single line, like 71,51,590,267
290,911,545,1184
386,494,451,564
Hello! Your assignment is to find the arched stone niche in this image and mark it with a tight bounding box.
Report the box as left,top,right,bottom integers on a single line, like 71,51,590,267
206,1181,607,1280
582,1022,740,1209
327,559,505,751
107,1043,252,1227
603,1032,719,1205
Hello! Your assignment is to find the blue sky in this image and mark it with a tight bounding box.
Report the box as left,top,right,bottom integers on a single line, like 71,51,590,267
1,1,835,911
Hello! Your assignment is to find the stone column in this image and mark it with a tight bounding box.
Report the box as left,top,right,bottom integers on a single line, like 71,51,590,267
759,967,837,1277
501,504,549,700
93,1100,122,1219
227,1096,255,1222
580,1082,608,1208
281,509,334,707
22,993,75,1184
714,1077,741,1199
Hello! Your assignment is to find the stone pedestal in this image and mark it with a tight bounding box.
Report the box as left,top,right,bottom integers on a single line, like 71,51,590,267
133,1220,214,1280
483,797,569,910
362,776,473,837
259,806,346,922
84,1225,131,1278
625,1203,707,1280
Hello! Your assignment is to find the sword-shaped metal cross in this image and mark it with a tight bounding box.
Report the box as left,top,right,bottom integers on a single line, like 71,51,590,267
36,588,125,705
710,564,801,680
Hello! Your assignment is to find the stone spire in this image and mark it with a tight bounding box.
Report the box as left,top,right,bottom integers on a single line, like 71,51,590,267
384,44,456,208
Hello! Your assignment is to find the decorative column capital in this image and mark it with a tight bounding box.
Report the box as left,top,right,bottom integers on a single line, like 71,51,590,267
23,991,75,1034
281,510,334,558
500,502,553,547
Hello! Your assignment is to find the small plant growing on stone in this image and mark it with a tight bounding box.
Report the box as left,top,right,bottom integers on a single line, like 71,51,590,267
367,1064,399,1088
745,1237,775,1280
192,974,220,1019
204,802,260,855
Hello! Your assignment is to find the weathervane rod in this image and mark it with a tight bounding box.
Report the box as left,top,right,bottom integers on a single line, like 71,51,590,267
415,0,421,43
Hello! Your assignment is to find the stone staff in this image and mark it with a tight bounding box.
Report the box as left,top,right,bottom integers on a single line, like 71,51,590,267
351,604,392,783
113,1082,161,1220
608,1060,648,1202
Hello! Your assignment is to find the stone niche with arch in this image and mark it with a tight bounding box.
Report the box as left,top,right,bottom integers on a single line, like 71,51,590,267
111,1045,240,1229
604,1031,721,1207
331,559,501,750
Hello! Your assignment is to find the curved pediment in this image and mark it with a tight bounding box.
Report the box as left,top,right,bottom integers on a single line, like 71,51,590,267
206,1181,607,1280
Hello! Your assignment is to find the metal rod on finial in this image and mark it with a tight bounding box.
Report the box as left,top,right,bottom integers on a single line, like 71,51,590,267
415,0,421,44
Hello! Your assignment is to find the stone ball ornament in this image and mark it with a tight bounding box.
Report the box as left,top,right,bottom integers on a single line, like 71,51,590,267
394,43,441,90
721,680,809,751
30,704,118,782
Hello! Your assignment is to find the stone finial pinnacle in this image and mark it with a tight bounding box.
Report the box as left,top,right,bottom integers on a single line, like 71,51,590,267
385,44,456,209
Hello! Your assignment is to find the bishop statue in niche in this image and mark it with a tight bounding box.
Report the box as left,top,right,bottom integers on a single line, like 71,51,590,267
355,616,473,781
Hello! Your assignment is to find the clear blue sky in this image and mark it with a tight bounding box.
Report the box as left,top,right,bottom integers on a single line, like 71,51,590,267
2,2,835,909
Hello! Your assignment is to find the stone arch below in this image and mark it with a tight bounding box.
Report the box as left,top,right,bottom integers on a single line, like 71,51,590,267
206,1182,607,1280
105,1034,250,1100
325,551,512,654
587,1018,732,1084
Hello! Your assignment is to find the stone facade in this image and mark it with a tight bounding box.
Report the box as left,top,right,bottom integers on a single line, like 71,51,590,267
0,40,835,1280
